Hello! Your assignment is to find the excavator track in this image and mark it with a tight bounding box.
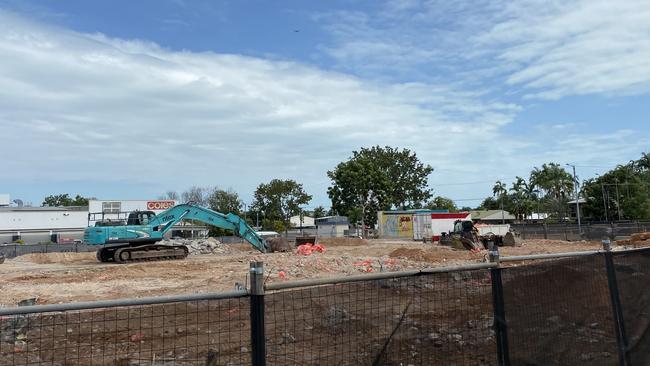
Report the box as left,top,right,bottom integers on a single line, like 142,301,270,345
96,244,188,263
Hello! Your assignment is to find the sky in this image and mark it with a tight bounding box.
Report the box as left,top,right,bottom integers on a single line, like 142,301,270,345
1,0,649,209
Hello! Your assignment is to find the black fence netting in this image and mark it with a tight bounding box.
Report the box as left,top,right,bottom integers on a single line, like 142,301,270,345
500,254,618,365
613,248,650,365
0,298,250,366
265,270,496,366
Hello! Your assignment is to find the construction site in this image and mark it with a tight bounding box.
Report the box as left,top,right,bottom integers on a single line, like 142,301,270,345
1,236,637,306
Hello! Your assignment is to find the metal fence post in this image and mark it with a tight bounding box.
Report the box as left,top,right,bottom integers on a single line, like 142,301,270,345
489,246,510,366
602,239,630,366
543,223,548,239
249,261,266,366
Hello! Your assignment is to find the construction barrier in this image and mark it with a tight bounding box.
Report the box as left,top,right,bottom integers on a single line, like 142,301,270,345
0,247,648,365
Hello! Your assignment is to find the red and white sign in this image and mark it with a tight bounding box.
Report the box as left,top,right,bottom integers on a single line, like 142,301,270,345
146,201,175,211
430,212,472,241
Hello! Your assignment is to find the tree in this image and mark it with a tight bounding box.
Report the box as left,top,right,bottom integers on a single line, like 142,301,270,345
477,197,500,210
492,180,508,223
181,186,210,206
42,194,89,207
327,146,433,231
158,191,180,201
251,179,312,232
208,188,243,215
582,153,650,220
509,176,538,221
312,206,327,218
529,163,574,219
425,196,458,212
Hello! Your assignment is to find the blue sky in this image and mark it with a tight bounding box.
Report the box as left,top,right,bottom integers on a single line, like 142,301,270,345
1,0,649,208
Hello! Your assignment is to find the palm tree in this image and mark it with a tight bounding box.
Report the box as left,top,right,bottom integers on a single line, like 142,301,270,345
529,163,574,219
493,180,508,223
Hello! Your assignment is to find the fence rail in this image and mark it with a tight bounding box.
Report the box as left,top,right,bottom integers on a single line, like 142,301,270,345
1,246,648,365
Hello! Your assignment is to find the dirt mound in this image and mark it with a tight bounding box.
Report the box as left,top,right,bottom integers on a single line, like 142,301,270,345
617,232,650,246
12,252,95,264
268,237,292,252
318,237,368,247
389,248,431,261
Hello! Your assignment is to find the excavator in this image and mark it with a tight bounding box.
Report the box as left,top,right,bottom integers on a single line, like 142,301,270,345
84,204,267,263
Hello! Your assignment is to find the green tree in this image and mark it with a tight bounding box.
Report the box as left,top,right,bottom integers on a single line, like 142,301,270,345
252,179,312,232
581,153,650,220
327,146,433,230
509,176,538,221
312,206,327,218
208,188,243,214
206,188,244,236
529,163,574,219
425,196,458,212
42,194,89,207
492,180,508,218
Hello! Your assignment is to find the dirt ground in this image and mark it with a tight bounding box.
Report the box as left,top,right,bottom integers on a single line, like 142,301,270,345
0,238,636,306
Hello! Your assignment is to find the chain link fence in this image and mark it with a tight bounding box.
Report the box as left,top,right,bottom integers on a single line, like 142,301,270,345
513,221,650,241
0,247,648,365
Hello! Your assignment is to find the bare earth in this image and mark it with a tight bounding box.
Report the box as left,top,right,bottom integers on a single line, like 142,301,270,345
0,238,642,306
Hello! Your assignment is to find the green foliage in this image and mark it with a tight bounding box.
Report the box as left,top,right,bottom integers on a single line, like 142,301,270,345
252,179,312,231
208,188,243,215
425,196,458,212
327,146,433,228
42,194,89,207
312,206,327,218
582,153,650,220
207,188,244,236
14,239,25,244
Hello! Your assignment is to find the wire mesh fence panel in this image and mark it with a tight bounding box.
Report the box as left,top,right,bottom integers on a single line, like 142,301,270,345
501,254,618,365
613,248,650,365
265,270,496,366
0,297,250,366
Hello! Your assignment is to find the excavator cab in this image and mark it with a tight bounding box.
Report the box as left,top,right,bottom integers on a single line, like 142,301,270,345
126,211,156,226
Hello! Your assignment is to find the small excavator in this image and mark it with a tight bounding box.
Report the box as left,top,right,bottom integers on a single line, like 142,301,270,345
84,204,267,263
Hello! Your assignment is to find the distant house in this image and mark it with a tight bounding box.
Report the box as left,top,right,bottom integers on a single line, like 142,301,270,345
316,216,349,238
289,215,315,228
470,210,515,223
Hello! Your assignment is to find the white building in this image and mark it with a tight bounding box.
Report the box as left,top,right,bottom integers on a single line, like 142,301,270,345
0,198,202,244
289,215,315,228
87,199,178,225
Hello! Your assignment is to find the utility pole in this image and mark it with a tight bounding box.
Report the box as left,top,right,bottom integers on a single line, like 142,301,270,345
566,164,582,234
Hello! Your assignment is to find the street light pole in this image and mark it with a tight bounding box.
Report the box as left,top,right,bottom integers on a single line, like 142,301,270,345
567,164,582,234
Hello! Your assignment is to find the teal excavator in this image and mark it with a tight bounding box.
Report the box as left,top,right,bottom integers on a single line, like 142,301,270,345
84,204,267,263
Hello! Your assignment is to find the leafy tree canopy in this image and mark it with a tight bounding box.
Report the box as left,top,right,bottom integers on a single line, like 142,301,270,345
42,194,90,207
252,179,312,231
425,196,458,212
327,146,433,228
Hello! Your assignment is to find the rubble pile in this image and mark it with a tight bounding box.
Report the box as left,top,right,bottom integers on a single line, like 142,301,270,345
163,237,232,255
616,232,650,246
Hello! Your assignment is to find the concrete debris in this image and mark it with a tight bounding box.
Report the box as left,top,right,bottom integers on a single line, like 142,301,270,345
616,231,650,246
162,237,232,255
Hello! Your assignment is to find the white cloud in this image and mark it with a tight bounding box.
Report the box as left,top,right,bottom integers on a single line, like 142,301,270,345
317,0,650,99
0,9,647,206
0,11,521,203
478,0,650,99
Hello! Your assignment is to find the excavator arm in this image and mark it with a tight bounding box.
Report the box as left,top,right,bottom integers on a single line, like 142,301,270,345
150,204,268,253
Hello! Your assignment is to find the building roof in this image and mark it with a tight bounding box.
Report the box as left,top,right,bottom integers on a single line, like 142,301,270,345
470,210,515,221
315,216,349,225
0,206,88,212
